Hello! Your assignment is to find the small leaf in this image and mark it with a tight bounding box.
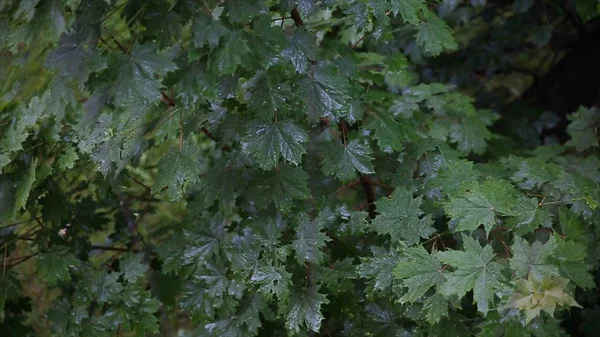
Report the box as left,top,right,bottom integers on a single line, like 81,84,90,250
429,159,479,196
250,265,292,299
391,0,426,24
504,274,581,324
358,247,400,292
250,164,311,212
369,108,417,151
152,145,201,201
437,235,504,315
415,10,457,56
121,253,149,283
192,13,228,48
565,106,600,152
321,139,374,182
242,121,308,170
282,28,317,74
285,285,330,334
299,62,351,122
112,43,177,117
292,213,331,264
393,246,446,303
372,188,435,245
14,159,37,212
510,236,559,281
211,31,250,74
444,178,518,233
37,247,80,285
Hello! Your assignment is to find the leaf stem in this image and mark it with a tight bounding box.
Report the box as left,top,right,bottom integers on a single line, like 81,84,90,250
539,198,585,206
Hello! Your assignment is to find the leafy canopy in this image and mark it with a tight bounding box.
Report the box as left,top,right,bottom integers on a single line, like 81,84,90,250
1,0,599,336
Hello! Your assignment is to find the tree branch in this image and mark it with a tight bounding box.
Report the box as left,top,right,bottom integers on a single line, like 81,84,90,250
291,7,304,27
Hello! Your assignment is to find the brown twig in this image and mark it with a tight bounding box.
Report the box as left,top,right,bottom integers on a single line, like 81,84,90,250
360,175,377,218
91,245,140,253
290,7,304,27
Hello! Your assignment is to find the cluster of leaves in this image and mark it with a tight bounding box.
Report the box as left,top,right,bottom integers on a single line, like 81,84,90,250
1,0,599,336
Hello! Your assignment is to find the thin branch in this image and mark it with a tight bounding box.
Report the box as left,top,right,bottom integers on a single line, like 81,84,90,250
330,180,361,195
130,176,152,192
0,217,40,230
539,198,585,206
352,35,366,49
8,253,38,268
91,245,140,253
360,174,377,218
201,127,218,142
179,110,184,152
99,0,130,24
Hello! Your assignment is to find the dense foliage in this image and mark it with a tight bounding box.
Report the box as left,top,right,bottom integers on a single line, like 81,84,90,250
1,0,599,336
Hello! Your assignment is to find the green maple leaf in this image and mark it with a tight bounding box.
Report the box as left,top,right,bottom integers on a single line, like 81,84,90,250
565,106,600,152
211,31,250,74
152,145,201,201
437,235,504,315
444,178,518,233
37,247,80,285
249,164,311,212
358,247,400,292
415,10,457,56
299,62,351,122
14,159,37,212
0,154,9,171
282,28,317,74
292,213,331,263
449,114,495,155
321,139,374,182
368,108,417,152
507,197,552,234
504,274,581,324
393,246,447,303
192,12,228,48
551,239,594,289
112,43,177,117
250,265,292,300
372,188,435,245
391,0,426,24
242,121,308,170
510,236,559,281
13,0,40,22
183,214,227,263
505,157,562,189
179,280,214,317
285,285,330,334
121,253,149,283
429,159,479,196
